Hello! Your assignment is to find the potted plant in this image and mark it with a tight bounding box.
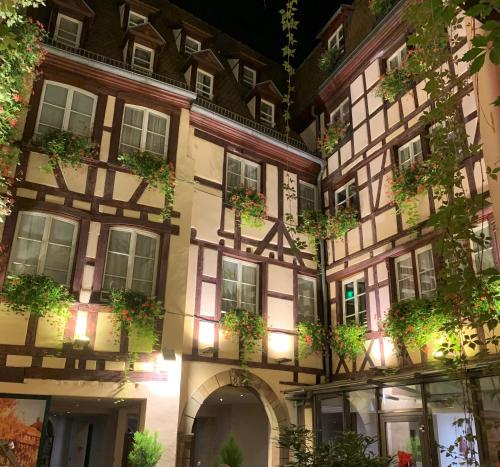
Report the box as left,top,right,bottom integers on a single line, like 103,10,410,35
317,120,348,154
228,187,267,228
369,0,397,17
128,430,164,467
210,434,243,467
330,322,367,362
375,66,413,103
318,47,342,75
297,320,329,357
296,207,359,243
118,150,176,220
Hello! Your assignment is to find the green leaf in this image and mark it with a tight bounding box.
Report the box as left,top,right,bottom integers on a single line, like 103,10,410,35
462,47,483,62
470,52,486,73
472,34,488,47
490,46,500,64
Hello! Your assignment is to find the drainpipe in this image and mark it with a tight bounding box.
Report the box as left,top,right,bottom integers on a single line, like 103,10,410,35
312,104,332,383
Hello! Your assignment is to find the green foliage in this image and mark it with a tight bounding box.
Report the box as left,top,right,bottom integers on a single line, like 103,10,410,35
109,289,164,352
297,320,329,357
228,187,267,228
375,66,413,103
220,308,265,377
318,47,341,75
39,130,98,171
128,430,164,467
369,0,397,17
118,151,176,220
278,425,390,467
1,274,73,319
211,435,243,467
383,298,449,353
317,121,348,154
330,322,366,362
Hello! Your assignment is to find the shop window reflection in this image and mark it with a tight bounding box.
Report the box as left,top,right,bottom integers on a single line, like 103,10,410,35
347,390,379,454
381,385,423,411
319,396,344,443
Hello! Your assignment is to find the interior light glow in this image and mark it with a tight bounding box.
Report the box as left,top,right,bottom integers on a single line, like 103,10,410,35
269,332,291,355
74,310,89,341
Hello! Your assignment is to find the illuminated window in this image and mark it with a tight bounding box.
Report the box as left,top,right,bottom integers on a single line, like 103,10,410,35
131,43,154,72
196,69,214,99
226,154,260,195
342,275,366,325
221,258,258,314
185,36,201,54
298,275,317,321
260,99,275,126
395,245,436,300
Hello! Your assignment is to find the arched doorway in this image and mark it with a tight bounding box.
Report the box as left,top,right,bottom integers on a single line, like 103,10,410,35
177,370,290,467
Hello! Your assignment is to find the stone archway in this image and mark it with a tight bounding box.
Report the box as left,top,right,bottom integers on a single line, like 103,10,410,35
177,369,290,467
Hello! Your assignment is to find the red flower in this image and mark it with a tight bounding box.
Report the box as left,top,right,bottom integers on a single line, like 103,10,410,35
13,94,20,103
10,119,17,128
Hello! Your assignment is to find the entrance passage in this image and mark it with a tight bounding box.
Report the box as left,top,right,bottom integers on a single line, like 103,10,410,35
191,386,270,467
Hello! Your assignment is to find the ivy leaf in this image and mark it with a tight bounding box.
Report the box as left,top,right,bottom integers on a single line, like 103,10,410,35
462,47,483,62
490,46,500,65
469,52,486,73
471,34,488,47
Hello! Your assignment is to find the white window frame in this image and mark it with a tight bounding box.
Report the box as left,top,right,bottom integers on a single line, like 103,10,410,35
128,10,148,27
471,223,495,273
395,253,415,301
297,275,317,321
221,257,259,314
184,35,201,54
226,153,261,193
131,43,154,72
330,97,351,128
328,25,344,51
397,135,423,170
119,104,170,157
54,13,83,48
334,180,357,211
102,227,160,297
342,274,367,325
242,65,257,87
386,43,408,72
415,245,436,298
8,211,79,286
196,69,214,100
34,80,97,138
260,98,275,126
298,180,317,213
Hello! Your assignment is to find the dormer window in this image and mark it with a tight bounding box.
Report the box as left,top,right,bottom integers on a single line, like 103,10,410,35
242,65,257,87
330,97,351,128
54,14,82,47
132,43,154,72
128,10,147,27
328,25,344,52
185,36,201,55
196,69,214,100
260,99,275,126
387,43,408,72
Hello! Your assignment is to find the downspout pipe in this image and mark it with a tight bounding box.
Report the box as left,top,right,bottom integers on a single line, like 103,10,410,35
312,104,332,383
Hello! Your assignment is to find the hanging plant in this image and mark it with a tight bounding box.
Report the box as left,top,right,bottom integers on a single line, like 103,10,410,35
318,47,342,75
118,150,176,220
317,121,348,154
110,289,164,353
228,187,267,228
1,274,73,320
382,298,449,353
330,322,367,362
375,66,414,103
297,320,329,357
220,308,265,377
39,130,98,171
369,0,398,17
296,207,359,243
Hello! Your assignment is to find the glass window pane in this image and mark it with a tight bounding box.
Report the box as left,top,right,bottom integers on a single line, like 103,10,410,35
38,106,65,134
123,107,144,128
222,261,238,281
135,235,156,258
347,390,379,454
103,275,126,292
241,265,256,285
104,252,129,278
108,230,131,254
478,376,500,467
145,132,165,156
241,284,256,305
227,157,241,176
222,280,237,302
44,84,68,107
71,92,94,116
18,214,46,241
67,113,92,136
132,257,154,282
10,238,42,273
381,385,422,411
131,279,153,295
320,396,344,443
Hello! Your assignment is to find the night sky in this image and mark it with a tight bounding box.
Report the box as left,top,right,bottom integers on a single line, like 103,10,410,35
169,0,347,64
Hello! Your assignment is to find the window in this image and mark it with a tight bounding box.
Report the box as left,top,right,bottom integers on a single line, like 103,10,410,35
8,212,78,285
36,81,96,139
119,105,169,157
131,43,154,72
184,36,201,54
128,11,147,27
226,154,260,195
298,181,316,213
221,258,258,314
298,275,316,321
260,99,275,126
242,65,257,87
196,69,214,99
342,275,367,325
471,223,496,272
328,25,344,52
102,228,159,297
397,135,422,170
395,245,436,300
330,97,350,128
334,180,357,211
386,43,408,72
54,14,82,48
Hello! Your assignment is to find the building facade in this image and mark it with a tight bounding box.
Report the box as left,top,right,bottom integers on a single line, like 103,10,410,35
0,0,498,466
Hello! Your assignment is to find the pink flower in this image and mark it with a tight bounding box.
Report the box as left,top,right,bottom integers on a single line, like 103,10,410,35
13,94,20,102
10,119,17,128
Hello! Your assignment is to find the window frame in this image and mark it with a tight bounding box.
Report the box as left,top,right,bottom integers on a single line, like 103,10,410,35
260,98,275,126
221,256,260,314
128,10,148,27
195,68,214,100
54,13,83,48
242,65,257,87
397,135,423,170
330,97,351,129
102,226,160,298
225,153,261,195
386,43,408,72
328,24,344,51
394,252,415,301
297,274,317,322
184,35,201,54
415,245,436,299
341,274,367,325
119,104,170,157
298,180,317,214
131,42,155,72
8,211,79,286
334,179,357,212
471,222,496,273
34,80,97,139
